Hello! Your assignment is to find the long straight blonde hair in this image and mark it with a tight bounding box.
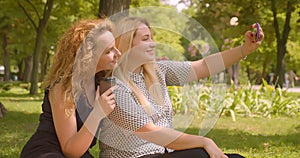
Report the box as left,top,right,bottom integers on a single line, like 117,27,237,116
114,17,164,114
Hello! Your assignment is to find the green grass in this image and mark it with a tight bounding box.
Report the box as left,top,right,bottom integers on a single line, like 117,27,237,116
0,87,42,158
205,117,300,158
0,88,299,158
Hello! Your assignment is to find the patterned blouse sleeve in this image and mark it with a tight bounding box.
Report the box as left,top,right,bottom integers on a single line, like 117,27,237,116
157,61,191,86
111,85,152,132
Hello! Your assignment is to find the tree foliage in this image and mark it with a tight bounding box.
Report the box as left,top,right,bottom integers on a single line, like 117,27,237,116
99,0,131,18
0,0,299,93
17,0,54,94
179,0,300,86
0,0,101,94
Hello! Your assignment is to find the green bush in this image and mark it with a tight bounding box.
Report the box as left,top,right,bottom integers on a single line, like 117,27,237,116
20,83,30,90
0,82,12,91
168,80,300,121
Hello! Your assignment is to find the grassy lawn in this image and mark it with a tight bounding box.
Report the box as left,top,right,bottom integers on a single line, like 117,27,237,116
204,117,300,157
0,87,299,158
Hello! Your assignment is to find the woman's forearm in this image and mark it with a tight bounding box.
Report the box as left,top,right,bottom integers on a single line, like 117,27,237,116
135,124,225,157
220,44,250,68
63,104,105,157
135,125,208,150
189,28,262,81
165,133,207,150
189,44,253,80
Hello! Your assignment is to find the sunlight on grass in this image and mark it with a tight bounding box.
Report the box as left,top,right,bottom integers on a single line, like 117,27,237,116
207,116,300,158
0,91,42,158
214,116,300,135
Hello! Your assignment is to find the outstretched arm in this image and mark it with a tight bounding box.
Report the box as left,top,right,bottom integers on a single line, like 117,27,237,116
189,23,264,80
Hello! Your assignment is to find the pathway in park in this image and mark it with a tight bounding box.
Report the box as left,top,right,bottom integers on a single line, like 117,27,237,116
252,85,300,93
285,86,300,93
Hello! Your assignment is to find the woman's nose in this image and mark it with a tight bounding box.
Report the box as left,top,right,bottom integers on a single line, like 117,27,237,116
149,42,156,48
114,47,121,57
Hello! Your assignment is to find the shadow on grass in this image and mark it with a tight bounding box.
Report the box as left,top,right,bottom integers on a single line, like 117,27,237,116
0,93,43,101
185,127,300,151
0,89,43,100
1,110,40,135
0,92,33,97
0,110,40,158
1,100,43,105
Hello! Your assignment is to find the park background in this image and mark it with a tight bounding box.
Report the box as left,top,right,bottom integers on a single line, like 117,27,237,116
0,0,299,157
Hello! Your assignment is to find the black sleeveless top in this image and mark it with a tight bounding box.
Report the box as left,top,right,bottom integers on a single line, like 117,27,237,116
20,90,96,158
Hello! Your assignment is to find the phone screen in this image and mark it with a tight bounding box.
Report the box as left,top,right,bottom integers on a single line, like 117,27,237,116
255,22,261,42
99,77,115,95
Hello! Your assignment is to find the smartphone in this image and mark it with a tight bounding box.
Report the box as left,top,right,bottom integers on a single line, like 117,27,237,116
255,22,261,42
99,77,116,95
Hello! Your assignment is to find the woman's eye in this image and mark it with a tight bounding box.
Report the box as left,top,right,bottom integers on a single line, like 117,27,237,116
142,36,149,41
105,48,113,54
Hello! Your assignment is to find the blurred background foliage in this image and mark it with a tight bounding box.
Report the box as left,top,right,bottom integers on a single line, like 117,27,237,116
0,0,299,94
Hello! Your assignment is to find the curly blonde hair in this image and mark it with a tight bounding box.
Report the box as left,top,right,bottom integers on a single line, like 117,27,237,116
43,18,113,112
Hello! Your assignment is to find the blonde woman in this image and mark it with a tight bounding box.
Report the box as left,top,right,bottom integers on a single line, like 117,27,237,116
98,17,264,158
20,18,121,158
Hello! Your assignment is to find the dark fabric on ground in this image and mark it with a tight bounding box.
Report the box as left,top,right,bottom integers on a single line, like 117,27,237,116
139,148,245,158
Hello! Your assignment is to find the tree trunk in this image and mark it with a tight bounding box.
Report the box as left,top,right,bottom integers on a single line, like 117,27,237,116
30,26,43,94
44,49,50,80
261,52,270,81
23,56,33,82
275,45,286,87
40,46,47,81
271,0,293,88
28,0,53,95
17,58,24,81
0,102,8,118
98,0,131,20
2,34,11,81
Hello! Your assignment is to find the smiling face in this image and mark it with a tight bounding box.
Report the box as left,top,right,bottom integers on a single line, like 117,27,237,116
96,31,121,72
129,24,156,63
